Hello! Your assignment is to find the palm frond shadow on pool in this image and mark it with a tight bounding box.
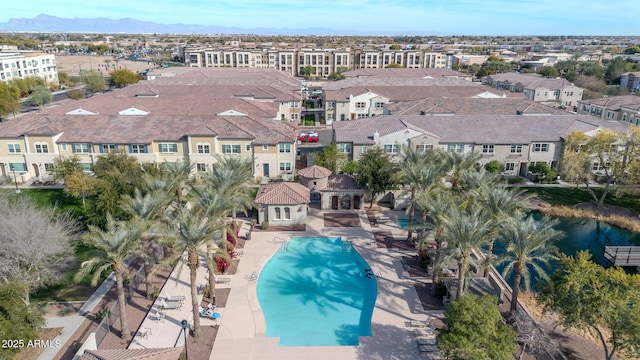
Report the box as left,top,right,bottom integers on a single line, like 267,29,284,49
262,240,370,314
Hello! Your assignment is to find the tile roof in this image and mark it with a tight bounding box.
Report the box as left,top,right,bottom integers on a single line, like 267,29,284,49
484,73,576,91
325,174,363,191
298,165,332,178
341,68,469,79
577,95,640,110
324,84,521,102
255,182,310,205
78,347,182,360
385,97,566,116
333,114,627,145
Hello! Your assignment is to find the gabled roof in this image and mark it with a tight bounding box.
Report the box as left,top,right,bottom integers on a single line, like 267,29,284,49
255,182,310,205
298,165,332,179
577,95,640,110
385,97,566,116
325,174,363,191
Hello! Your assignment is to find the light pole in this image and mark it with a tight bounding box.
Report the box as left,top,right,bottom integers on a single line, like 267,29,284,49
181,319,188,359
12,169,20,193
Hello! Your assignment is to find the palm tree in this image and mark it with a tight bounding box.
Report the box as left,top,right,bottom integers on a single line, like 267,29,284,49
441,151,482,190
190,185,234,304
169,209,219,338
442,207,491,299
415,189,455,294
206,155,255,222
496,216,561,314
75,216,141,341
399,145,441,242
120,188,170,298
475,186,528,277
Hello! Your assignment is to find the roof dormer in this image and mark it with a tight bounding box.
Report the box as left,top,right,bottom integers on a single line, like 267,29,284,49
66,108,97,115
118,107,149,116
217,109,248,116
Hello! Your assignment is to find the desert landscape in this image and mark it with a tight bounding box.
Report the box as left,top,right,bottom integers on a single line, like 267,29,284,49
55,54,156,77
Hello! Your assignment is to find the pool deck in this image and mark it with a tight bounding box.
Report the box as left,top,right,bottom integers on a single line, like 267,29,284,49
210,208,439,360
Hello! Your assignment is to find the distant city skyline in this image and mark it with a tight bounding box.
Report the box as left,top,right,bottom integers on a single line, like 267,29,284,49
2,0,638,36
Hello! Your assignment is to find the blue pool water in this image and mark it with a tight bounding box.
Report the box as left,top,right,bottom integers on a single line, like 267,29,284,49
397,218,409,229
256,237,377,346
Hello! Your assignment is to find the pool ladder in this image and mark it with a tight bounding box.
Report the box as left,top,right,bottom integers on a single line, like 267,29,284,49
342,240,352,252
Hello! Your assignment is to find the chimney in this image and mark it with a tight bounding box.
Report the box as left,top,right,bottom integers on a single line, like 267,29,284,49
373,131,380,142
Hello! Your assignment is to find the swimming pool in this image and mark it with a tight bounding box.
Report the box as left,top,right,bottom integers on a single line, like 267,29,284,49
397,218,409,229
257,237,377,346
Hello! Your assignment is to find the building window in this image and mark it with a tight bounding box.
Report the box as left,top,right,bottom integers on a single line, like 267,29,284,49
448,144,464,153
416,144,433,153
532,143,549,152
291,101,299,108
101,144,117,153
275,207,281,220
284,207,291,220
510,144,523,154
279,162,292,172
80,163,93,172
159,143,178,153
262,145,269,150
328,102,335,108
291,113,299,120
9,163,27,172
197,143,210,154
130,144,148,154
482,144,495,154
279,144,291,153
505,162,515,171
245,144,251,152
384,144,400,154
361,146,368,154
44,163,54,172
222,144,241,154
72,143,91,154
355,102,366,109
337,143,351,153
61,144,67,151
35,143,49,153
374,102,385,109
196,163,207,172
8,143,21,153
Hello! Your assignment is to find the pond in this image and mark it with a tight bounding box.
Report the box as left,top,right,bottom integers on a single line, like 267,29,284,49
493,212,640,289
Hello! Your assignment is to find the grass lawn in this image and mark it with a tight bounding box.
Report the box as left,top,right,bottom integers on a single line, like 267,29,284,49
522,186,640,213
2,188,85,217
303,114,315,126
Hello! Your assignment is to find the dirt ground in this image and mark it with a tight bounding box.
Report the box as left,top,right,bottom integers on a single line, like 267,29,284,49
55,54,156,77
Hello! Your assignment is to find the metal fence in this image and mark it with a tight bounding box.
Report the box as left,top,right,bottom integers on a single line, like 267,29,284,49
94,265,145,347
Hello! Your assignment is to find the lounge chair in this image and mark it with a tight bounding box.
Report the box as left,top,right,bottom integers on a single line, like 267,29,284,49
416,338,436,345
159,299,182,310
165,292,186,303
199,307,221,320
150,308,165,322
413,327,435,336
215,275,231,284
409,320,430,327
138,327,152,339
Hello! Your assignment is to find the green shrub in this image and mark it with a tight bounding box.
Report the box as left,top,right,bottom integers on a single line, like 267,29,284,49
262,221,269,230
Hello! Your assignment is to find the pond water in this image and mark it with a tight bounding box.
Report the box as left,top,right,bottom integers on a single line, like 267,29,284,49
493,212,640,288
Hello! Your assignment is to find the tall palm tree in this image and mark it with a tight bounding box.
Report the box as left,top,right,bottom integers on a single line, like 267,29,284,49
475,186,528,277
190,185,234,304
75,216,141,341
120,188,170,298
442,207,491,299
441,151,482,190
399,145,441,242
415,189,455,294
206,155,255,222
169,209,218,338
154,161,194,206
496,216,561,314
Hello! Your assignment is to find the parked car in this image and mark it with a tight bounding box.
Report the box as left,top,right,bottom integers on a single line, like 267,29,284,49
298,131,319,142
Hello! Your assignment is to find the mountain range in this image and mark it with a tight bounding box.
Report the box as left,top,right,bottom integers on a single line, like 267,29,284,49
0,14,436,36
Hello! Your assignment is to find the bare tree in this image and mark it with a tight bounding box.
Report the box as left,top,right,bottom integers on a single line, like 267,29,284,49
0,196,79,305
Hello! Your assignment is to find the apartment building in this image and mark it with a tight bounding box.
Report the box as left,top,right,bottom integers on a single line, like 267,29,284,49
0,68,300,183
577,95,640,125
620,72,640,92
482,73,583,107
333,114,626,176
322,75,521,124
181,46,452,78
0,50,58,85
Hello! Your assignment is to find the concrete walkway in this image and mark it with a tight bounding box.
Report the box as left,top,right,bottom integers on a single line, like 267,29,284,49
39,269,120,360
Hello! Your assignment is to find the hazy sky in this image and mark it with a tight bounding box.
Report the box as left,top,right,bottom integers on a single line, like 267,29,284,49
3,0,638,35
